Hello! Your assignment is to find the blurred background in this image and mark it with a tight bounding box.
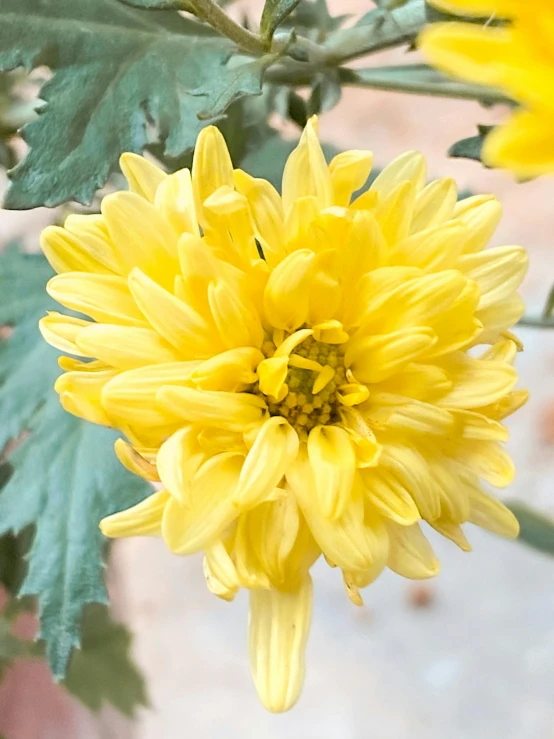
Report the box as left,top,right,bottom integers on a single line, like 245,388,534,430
1,1,554,737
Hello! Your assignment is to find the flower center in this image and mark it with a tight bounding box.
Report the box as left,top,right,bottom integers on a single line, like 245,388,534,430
265,337,347,435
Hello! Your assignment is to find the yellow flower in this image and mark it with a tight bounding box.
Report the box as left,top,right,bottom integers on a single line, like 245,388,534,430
420,0,554,177
40,117,527,712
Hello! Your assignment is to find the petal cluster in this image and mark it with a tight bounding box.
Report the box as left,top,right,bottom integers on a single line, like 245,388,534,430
420,0,554,177
40,117,527,712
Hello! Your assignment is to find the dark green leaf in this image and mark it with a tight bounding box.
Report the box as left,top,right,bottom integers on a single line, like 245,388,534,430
64,604,148,716
448,125,494,164
0,246,150,678
507,502,554,556
260,0,303,42
0,0,273,209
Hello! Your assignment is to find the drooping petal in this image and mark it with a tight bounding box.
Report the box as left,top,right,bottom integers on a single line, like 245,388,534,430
386,522,441,579
157,427,205,506
249,576,313,713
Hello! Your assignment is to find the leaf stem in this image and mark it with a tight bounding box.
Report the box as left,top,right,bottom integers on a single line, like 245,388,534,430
517,315,554,329
188,0,266,55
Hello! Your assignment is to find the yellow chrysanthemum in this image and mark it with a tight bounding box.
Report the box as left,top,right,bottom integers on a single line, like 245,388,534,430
420,0,554,177
39,117,528,712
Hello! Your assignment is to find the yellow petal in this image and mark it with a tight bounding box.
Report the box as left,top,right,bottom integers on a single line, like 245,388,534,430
234,169,285,267
249,576,313,713
386,522,440,579
467,487,519,538
477,294,525,344
208,278,264,349
157,427,205,506
190,347,263,391
288,455,388,573
191,125,234,227
451,409,508,442
76,324,182,370
483,110,554,177
128,267,219,357
410,177,457,233
114,438,159,482
154,167,199,236
367,395,454,435
458,245,528,310
431,519,472,551
58,390,113,426
437,353,517,408
307,425,356,520
282,116,332,216
64,215,125,274
391,221,465,272
370,151,426,198
100,490,170,538
346,327,437,384
162,452,242,554
158,386,267,432
454,194,502,253
263,249,316,331
41,225,116,276
328,150,373,207
40,313,92,355
234,417,299,508
47,273,147,326
257,356,289,401
204,539,240,601
452,439,515,488
102,191,179,288
101,362,198,427
120,152,166,202
55,368,118,408
379,444,441,521
374,180,416,245
362,469,421,525
425,0,516,15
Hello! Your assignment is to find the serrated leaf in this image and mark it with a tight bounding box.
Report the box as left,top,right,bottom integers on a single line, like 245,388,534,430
0,0,275,209
194,54,279,120
63,604,148,717
0,246,150,678
260,0,302,41
448,125,494,164
507,502,554,557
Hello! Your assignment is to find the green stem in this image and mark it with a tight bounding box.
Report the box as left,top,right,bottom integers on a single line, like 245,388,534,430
322,0,427,64
339,65,511,104
517,316,554,329
188,0,266,55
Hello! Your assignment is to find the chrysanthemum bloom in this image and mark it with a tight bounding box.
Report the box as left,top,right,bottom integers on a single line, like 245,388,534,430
40,117,527,712
420,0,554,178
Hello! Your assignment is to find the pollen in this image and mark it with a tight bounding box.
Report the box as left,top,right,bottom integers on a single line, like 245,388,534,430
263,336,349,437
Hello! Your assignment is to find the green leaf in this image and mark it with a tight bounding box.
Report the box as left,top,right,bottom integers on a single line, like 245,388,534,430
507,502,554,556
448,124,494,164
0,0,273,209
63,604,148,717
0,246,150,678
195,54,279,121
260,0,302,42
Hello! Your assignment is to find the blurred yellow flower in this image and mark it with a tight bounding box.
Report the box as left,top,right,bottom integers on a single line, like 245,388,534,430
420,0,554,177
40,117,527,712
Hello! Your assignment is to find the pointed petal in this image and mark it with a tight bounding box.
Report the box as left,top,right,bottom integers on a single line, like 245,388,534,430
120,153,166,202
158,386,267,432
100,490,170,538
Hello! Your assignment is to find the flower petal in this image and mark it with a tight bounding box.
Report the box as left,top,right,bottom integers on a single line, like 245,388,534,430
100,490,170,538
307,425,356,520
158,387,267,432
234,417,299,508
249,576,313,713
